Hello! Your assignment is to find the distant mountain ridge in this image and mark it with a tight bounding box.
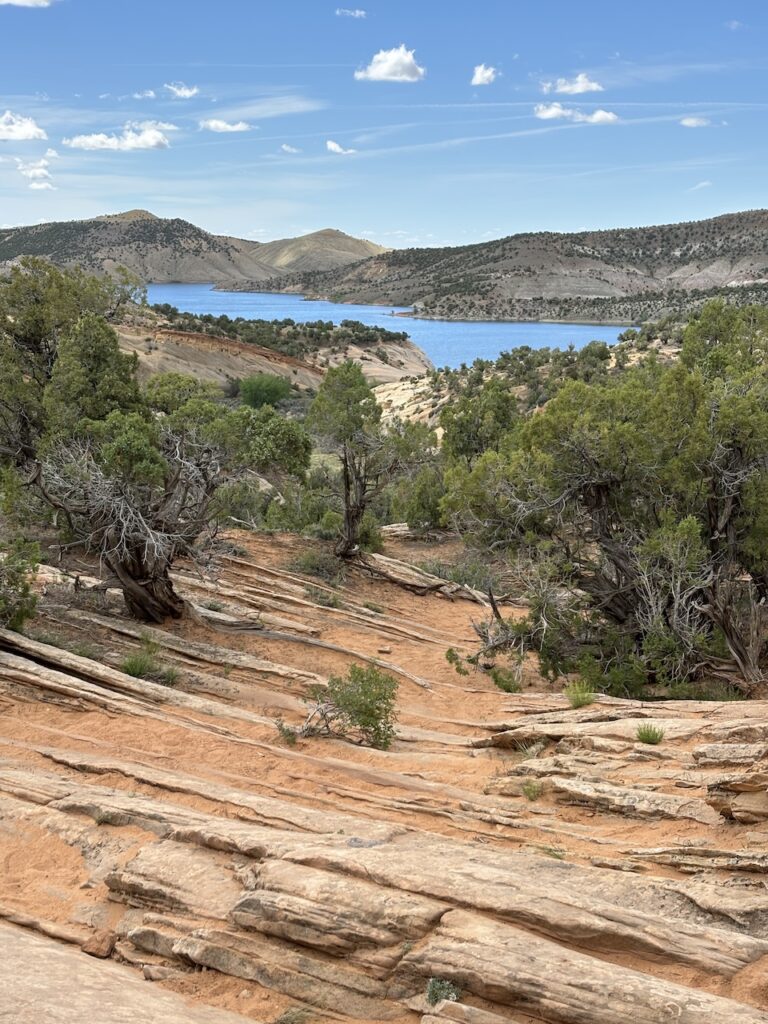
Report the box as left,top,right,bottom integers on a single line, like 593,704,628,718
0,209,387,285
258,209,768,321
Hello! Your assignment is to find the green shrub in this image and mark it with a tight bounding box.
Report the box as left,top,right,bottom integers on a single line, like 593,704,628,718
636,723,665,744
564,680,596,708
275,718,298,746
359,510,384,553
0,539,39,630
489,666,521,693
308,509,344,541
289,549,344,584
303,664,399,749
521,779,543,801
239,373,291,409
425,978,461,1006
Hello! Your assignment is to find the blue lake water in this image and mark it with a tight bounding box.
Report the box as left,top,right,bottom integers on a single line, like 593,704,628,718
146,283,630,369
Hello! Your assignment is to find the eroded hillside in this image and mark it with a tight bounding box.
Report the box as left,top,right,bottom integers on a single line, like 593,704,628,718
2,532,768,1023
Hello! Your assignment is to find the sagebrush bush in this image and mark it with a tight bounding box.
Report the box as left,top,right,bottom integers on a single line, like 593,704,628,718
426,978,461,1006
289,549,344,584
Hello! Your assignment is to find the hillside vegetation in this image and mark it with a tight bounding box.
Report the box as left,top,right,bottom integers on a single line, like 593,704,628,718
0,209,386,285
266,209,768,322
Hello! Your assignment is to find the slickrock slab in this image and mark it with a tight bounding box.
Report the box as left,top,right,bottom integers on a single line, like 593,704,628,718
106,841,242,917
400,909,768,1024
474,717,707,747
707,770,768,822
693,743,768,767
35,746,402,840
0,922,255,1024
629,846,768,873
547,776,722,825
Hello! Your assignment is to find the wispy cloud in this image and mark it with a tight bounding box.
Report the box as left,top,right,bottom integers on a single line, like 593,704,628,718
680,116,710,127
164,81,199,99
63,122,172,151
689,180,712,191
0,0,56,5
199,118,252,132
724,19,743,30
16,157,54,189
336,7,366,16
354,44,425,82
0,109,47,140
534,102,618,124
132,89,156,100
327,139,356,154
281,143,301,153
542,72,604,95
471,64,497,86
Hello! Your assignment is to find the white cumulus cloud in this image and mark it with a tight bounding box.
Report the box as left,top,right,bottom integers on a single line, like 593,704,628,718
281,143,301,153
534,102,618,124
327,139,356,154
0,110,47,141
336,7,366,16
542,72,604,95
63,123,172,151
164,81,199,99
199,118,252,132
16,157,55,189
471,64,497,86
680,116,710,128
354,44,425,82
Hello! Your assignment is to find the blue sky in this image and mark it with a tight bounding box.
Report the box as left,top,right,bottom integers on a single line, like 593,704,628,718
0,0,765,245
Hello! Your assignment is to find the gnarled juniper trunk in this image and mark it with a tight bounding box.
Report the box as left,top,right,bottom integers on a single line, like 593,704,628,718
107,551,187,623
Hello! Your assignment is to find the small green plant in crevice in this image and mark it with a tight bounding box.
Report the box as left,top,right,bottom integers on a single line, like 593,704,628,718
272,1009,311,1024
425,978,461,1006
275,718,298,747
201,599,224,612
363,601,385,615
445,647,469,676
564,680,596,709
521,779,544,802
305,585,342,609
302,664,399,750
636,722,665,745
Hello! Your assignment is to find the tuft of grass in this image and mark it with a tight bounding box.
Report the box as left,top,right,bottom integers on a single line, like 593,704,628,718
636,722,665,745
425,978,461,1007
564,680,596,708
202,599,225,612
521,779,543,802
363,601,385,615
120,650,158,679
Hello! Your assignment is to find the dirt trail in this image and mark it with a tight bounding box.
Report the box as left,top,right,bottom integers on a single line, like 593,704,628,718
1,532,768,1024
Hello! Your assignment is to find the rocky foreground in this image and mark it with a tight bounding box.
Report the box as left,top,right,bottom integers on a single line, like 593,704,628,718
1,535,768,1023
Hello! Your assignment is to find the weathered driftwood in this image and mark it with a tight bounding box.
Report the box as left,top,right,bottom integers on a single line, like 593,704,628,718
349,551,489,605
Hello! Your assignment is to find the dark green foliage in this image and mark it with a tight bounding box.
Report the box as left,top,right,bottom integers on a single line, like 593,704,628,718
290,549,345,584
304,664,399,749
488,666,521,693
0,539,38,630
239,373,291,409
445,301,768,693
